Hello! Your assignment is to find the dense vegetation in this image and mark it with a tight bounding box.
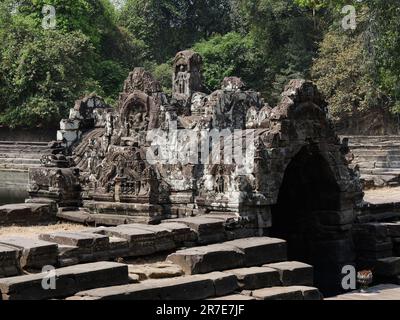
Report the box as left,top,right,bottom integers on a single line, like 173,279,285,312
1,0,400,132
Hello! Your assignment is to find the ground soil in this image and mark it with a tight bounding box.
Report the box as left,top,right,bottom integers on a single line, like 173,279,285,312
0,222,85,238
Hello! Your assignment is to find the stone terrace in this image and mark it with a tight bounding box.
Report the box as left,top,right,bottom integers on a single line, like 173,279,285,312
346,136,400,188
0,216,322,300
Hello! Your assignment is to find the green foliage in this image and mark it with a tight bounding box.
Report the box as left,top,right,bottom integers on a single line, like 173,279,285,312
0,29,101,127
14,0,117,47
0,0,144,128
2,0,400,130
119,0,233,62
366,0,400,113
239,0,323,102
193,33,262,91
152,63,173,95
312,27,381,120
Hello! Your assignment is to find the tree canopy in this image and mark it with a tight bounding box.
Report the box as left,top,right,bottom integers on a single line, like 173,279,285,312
1,0,400,132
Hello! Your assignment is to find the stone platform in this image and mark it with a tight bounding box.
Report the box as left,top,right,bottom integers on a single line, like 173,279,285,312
0,141,51,204
364,187,400,205
0,203,56,226
0,214,322,300
347,136,400,188
328,284,400,300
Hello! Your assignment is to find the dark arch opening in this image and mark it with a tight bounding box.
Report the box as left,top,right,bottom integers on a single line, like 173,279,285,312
270,144,350,297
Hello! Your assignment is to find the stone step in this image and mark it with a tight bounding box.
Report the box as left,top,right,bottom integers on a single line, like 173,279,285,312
0,149,48,155
225,237,288,267
375,257,400,277
57,245,81,267
163,216,226,245
82,201,163,222
249,286,322,300
264,261,314,286
128,262,184,281
355,158,400,167
68,258,313,301
0,203,56,226
227,267,281,290
0,141,49,146
0,153,44,159
39,231,109,251
99,225,175,257
159,222,198,245
375,161,400,169
56,210,94,225
345,135,400,144
0,245,21,278
0,158,41,165
0,262,129,300
351,145,400,151
393,238,400,256
0,163,42,170
360,168,400,175
167,237,287,275
327,284,400,300
208,294,257,301
380,222,400,237
0,145,49,151
0,237,58,270
355,150,400,155
71,275,217,300
57,211,167,226
38,222,197,266
71,272,240,300
168,244,245,275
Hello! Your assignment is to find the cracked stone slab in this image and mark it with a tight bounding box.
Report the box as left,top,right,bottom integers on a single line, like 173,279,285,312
163,217,226,244
224,237,287,266
206,271,239,297
251,286,322,300
0,261,129,300
375,257,400,277
116,224,176,252
101,226,155,243
0,244,21,278
0,236,58,270
381,222,400,238
160,222,198,244
101,226,171,256
167,243,245,274
73,275,215,300
264,261,314,286
57,245,80,267
128,262,184,280
39,232,109,253
227,267,281,290
0,203,55,226
208,294,257,301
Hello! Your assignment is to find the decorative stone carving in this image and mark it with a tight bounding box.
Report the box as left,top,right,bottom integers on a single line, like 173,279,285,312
28,51,362,246
172,50,203,102
222,77,245,92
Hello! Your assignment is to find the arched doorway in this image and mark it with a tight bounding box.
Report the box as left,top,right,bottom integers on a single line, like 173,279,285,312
270,144,352,297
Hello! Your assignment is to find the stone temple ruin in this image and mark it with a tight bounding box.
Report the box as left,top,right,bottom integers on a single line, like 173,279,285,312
19,50,362,297
4,50,400,300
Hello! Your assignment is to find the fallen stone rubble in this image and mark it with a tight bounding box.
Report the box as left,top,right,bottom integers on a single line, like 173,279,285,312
0,215,322,300
0,203,56,226
0,262,129,300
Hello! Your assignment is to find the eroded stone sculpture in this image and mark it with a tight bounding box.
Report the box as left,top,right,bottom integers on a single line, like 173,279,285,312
28,50,363,263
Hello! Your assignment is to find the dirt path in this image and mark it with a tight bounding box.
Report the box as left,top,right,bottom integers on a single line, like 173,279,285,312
0,222,85,238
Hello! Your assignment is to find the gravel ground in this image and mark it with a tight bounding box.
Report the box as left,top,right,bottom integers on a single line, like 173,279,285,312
0,222,85,238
